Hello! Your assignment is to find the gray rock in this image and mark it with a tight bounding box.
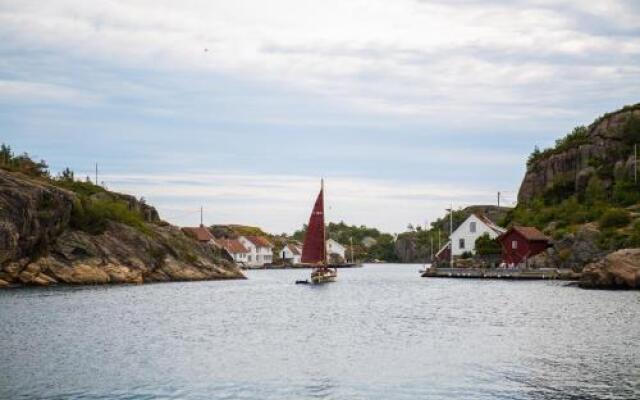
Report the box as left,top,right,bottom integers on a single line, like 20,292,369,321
0,169,244,288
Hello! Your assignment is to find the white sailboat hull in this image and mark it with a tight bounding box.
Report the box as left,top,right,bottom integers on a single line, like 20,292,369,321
311,269,337,284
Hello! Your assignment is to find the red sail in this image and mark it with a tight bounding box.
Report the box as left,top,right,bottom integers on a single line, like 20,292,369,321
301,186,325,265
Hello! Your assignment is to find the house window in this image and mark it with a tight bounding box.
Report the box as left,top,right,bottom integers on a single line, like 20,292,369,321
470,222,476,233
459,238,465,249
248,255,252,261
512,240,518,250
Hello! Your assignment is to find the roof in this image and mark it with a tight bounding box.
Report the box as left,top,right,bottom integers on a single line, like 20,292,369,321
500,226,551,242
327,238,345,249
512,226,551,241
220,238,249,254
182,225,214,242
474,213,507,235
242,235,273,248
435,241,451,257
287,243,302,255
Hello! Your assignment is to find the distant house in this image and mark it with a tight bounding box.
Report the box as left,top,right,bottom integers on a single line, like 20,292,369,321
281,243,302,264
498,226,552,267
361,236,377,248
182,225,215,244
326,239,346,261
450,214,505,256
238,235,274,267
216,238,250,264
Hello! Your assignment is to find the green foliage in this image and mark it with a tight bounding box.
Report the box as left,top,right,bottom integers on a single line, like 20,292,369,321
527,125,589,167
0,144,49,178
621,115,640,145
612,180,640,206
598,208,631,229
367,233,399,262
460,251,473,259
292,221,398,262
71,196,150,235
544,177,575,205
475,233,501,255
584,175,607,205
54,178,106,197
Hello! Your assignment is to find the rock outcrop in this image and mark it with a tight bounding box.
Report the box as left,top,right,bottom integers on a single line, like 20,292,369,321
0,169,244,287
580,248,640,289
528,223,605,271
518,104,640,203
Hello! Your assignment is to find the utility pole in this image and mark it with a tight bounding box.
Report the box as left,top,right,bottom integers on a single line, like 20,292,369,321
350,236,354,264
430,230,433,262
95,163,98,186
200,206,203,226
497,191,501,207
446,203,454,268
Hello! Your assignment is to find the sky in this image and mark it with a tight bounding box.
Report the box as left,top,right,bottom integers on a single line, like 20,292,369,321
1,0,639,234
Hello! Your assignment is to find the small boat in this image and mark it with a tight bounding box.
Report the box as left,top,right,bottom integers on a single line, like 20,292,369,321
301,179,337,284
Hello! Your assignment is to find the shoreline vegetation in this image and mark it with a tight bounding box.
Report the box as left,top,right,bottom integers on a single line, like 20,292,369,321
2,104,640,289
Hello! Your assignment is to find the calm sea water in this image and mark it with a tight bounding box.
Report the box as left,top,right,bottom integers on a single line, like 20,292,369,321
1,264,639,400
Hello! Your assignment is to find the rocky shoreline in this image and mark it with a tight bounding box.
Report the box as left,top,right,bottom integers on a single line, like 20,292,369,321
0,169,244,288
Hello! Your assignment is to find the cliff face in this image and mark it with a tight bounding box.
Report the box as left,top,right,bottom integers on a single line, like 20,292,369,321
518,105,640,203
0,169,244,287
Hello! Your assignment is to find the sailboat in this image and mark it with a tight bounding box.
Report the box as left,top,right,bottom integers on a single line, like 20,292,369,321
301,179,337,284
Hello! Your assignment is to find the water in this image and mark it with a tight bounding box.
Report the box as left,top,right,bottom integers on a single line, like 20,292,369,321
1,264,639,399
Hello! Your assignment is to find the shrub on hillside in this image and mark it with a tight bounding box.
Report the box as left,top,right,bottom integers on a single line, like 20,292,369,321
598,208,631,229
71,197,150,235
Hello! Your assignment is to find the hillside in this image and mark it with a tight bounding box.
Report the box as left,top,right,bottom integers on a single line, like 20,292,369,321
0,146,244,287
506,104,640,277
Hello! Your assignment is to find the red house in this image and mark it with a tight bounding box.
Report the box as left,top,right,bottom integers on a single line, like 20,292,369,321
498,226,552,266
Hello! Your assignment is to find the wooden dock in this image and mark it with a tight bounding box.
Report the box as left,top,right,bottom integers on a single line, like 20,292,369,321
421,267,580,281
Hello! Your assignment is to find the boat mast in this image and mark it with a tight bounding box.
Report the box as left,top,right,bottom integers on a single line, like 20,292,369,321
322,178,327,268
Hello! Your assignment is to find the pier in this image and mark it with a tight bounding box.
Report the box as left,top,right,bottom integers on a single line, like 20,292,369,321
422,267,580,281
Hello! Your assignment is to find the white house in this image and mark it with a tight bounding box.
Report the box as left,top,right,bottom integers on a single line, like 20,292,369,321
326,239,346,260
238,235,274,267
216,238,250,265
281,243,302,264
450,214,505,256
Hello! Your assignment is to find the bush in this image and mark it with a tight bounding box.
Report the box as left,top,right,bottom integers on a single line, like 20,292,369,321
612,180,640,206
599,208,631,229
71,196,150,235
460,251,473,259
475,233,501,255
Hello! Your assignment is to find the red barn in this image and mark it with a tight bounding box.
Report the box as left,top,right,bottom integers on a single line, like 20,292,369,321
498,226,552,267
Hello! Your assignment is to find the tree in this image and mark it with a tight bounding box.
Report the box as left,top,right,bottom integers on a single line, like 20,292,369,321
527,146,541,167
0,144,12,165
585,175,606,205
475,233,501,255
58,167,75,182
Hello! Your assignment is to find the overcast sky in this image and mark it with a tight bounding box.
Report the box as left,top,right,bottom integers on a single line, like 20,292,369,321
1,0,639,233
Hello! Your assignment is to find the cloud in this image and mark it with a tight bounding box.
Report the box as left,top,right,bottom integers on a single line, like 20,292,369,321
102,171,503,233
0,80,99,105
1,0,638,120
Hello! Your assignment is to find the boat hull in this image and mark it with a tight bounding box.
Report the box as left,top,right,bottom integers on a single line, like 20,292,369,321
310,269,337,284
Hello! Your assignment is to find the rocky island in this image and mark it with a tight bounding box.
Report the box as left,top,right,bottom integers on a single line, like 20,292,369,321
0,150,244,288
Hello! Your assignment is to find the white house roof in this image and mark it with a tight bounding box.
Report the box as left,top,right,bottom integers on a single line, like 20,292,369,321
452,214,505,237
326,239,346,250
